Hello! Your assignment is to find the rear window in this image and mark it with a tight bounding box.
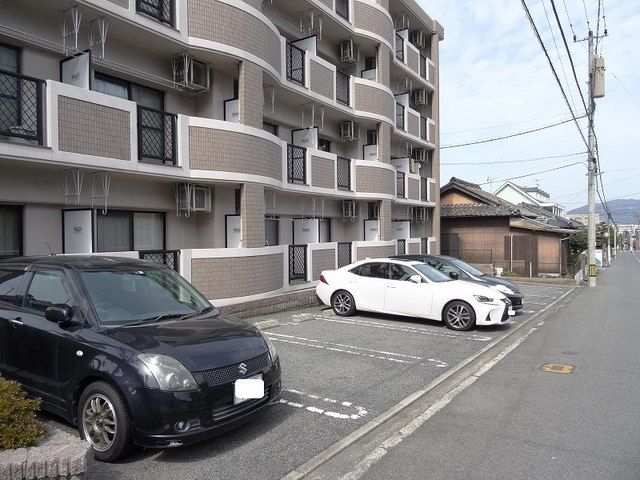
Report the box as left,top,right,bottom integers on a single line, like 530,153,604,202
350,262,389,279
0,269,27,305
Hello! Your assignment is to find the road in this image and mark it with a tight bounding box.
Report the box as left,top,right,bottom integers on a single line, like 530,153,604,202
49,281,576,480
315,253,640,480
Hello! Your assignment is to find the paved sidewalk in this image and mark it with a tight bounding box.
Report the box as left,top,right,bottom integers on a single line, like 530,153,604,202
360,253,640,480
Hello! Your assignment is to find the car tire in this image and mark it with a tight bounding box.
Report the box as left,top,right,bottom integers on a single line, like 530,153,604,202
331,290,356,316
78,381,133,462
443,301,476,331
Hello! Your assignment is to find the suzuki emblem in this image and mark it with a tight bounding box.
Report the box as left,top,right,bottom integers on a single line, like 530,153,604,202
238,362,248,375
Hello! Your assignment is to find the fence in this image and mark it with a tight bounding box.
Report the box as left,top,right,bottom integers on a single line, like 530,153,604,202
136,0,174,26
287,144,306,184
286,43,305,86
395,103,405,130
420,178,428,201
288,245,307,283
137,105,177,165
420,116,427,141
337,242,352,268
420,54,427,79
336,70,350,105
397,239,406,255
139,250,179,271
335,0,349,20
0,70,44,145
421,238,428,254
396,171,406,198
336,156,351,190
395,34,404,62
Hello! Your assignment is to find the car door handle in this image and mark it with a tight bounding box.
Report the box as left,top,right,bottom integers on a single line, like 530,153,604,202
8,317,23,327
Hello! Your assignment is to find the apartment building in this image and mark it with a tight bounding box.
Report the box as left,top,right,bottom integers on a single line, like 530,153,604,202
0,0,443,309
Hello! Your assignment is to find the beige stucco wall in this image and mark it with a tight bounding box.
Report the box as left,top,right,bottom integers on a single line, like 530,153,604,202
311,156,336,189
309,60,334,100
355,165,395,196
355,83,394,121
312,248,337,280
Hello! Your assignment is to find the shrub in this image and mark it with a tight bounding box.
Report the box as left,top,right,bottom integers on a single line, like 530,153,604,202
501,270,518,277
0,376,46,450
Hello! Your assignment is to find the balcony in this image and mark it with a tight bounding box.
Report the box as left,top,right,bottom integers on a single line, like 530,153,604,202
137,105,177,165
336,156,351,190
336,70,350,106
136,0,175,27
287,144,306,184
286,43,305,86
0,70,44,145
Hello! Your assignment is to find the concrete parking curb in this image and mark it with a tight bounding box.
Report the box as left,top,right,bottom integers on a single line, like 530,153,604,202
254,319,281,330
281,286,578,480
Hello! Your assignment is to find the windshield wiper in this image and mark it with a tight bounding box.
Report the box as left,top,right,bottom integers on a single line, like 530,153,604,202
180,306,216,320
124,313,185,326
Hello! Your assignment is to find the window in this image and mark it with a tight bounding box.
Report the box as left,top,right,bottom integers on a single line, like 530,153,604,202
365,57,376,70
367,202,379,219
263,122,278,136
235,189,241,215
318,138,331,152
366,130,378,145
0,205,22,258
389,263,417,281
97,211,164,252
94,73,164,109
352,262,388,279
24,271,74,313
426,259,461,278
265,218,279,246
0,43,20,73
319,219,331,243
413,263,451,283
0,269,27,305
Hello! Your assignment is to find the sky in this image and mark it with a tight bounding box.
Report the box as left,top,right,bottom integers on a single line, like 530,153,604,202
417,0,640,211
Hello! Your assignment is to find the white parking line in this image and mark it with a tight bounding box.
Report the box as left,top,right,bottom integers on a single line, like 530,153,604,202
316,315,493,342
280,388,369,420
266,333,448,368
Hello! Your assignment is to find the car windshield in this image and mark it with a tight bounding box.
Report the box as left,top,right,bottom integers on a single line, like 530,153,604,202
448,258,485,277
413,263,452,283
80,268,217,326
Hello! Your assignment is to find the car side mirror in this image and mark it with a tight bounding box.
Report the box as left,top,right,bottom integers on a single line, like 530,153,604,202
449,272,459,280
45,305,73,325
409,275,422,284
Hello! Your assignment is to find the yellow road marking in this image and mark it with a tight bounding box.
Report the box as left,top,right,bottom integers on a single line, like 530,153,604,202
543,363,573,374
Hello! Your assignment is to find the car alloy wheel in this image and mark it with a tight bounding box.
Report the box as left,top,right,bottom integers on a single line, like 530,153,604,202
333,292,352,315
82,394,118,452
447,304,472,330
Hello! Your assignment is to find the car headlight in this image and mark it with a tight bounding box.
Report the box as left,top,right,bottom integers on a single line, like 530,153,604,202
473,295,494,303
138,353,198,392
492,284,515,295
263,334,278,362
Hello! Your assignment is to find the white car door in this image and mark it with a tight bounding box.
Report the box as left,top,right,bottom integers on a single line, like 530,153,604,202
347,262,388,312
384,263,433,318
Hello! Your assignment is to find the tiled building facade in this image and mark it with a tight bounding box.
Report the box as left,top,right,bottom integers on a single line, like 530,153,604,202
0,0,443,307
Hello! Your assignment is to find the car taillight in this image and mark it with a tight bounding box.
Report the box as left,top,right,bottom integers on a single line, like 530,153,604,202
320,274,328,284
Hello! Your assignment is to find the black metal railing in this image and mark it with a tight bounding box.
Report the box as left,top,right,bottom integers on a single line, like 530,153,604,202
420,178,428,201
337,242,352,268
336,70,350,105
337,156,351,190
395,103,405,130
420,54,427,79
397,239,406,255
0,70,44,145
395,33,404,62
396,171,406,198
420,116,427,141
287,144,306,184
421,238,428,254
139,250,179,271
335,0,349,21
137,105,177,165
286,43,305,86
289,245,307,283
136,0,175,26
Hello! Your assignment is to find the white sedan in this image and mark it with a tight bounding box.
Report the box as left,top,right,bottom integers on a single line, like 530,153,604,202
316,258,514,331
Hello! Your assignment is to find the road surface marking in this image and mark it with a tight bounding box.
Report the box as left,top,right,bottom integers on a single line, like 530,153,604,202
266,333,448,367
280,388,368,420
542,363,573,374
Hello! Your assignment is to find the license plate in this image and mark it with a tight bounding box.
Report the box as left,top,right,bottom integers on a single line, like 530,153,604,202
234,376,264,405
508,309,515,316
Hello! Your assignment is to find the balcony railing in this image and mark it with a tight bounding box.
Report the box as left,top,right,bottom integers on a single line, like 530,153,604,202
335,0,349,21
420,54,427,79
421,238,428,254
137,105,177,165
336,70,350,105
420,178,428,201
420,116,427,141
287,144,306,184
396,171,406,198
289,244,308,283
136,0,175,27
139,249,179,271
395,33,404,62
397,239,406,255
337,242,352,268
0,70,44,145
286,43,305,86
336,156,351,190
395,103,405,130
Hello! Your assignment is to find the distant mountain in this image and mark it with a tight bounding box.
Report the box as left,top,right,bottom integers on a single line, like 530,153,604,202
568,199,640,224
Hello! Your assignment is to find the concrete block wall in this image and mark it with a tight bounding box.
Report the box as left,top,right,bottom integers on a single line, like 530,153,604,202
356,244,396,261
312,248,337,280
241,182,266,248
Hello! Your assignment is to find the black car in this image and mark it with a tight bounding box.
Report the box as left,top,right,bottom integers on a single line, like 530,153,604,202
391,254,524,310
0,256,281,461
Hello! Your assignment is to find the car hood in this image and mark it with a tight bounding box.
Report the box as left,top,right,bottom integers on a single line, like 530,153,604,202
477,275,521,294
102,312,268,372
445,279,508,302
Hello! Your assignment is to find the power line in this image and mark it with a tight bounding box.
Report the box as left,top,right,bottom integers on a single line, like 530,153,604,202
441,115,586,149
520,0,590,152
478,161,584,186
441,112,567,136
581,0,591,30
561,0,577,39
442,151,586,166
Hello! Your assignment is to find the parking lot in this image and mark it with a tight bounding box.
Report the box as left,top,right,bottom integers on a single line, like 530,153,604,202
58,283,574,480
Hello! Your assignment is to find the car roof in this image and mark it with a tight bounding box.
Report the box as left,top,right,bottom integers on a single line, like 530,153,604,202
355,258,424,267
0,255,160,271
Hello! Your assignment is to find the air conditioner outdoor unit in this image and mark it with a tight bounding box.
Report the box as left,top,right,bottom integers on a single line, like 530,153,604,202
340,120,359,142
410,159,421,174
413,88,428,106
342,200,358,221
177,184,211,212
340,39,359,64
410,30,426,48
413,147,426,163
172,53,210,92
